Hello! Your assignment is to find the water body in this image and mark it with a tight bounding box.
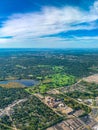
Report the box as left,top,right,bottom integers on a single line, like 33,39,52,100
0,79,38,87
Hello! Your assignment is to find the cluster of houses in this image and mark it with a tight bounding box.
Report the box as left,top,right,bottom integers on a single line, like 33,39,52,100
35,93,98,130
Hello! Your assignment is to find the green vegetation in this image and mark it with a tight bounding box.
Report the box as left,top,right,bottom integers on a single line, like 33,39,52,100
29,74,76,94
52,74,75,87
0,49,98,130
0,87,29,109
49,94,91,114
0,116,12,130
64,96,91,114
66,91,94,99
61,81,98,101
66,90,98,99
0,123,12,130
0,96,62,130
0,49,98,81
80,81,98,91
52,66,64,73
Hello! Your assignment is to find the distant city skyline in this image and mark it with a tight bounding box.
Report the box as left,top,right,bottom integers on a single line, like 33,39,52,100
0,0,98,48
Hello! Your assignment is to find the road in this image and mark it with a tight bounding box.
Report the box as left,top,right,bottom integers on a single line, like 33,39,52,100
0,98,27,118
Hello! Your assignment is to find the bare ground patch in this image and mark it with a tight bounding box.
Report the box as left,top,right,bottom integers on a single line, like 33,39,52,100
83,74,98,84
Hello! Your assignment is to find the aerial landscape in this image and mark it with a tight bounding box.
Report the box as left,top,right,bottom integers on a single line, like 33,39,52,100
0,0,98,130
0,49,98,130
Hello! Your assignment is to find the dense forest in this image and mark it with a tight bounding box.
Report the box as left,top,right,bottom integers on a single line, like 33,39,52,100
0,87,30,109
0,93,62,130
0,49,98,81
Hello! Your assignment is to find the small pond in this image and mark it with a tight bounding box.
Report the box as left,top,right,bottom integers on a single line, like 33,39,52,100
0,79,39,87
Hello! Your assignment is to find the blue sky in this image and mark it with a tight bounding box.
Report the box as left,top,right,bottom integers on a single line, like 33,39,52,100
0,0,98,48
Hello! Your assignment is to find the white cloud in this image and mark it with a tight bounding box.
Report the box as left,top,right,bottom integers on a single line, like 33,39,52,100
0,1,98,47
0,38,11,44
74,36,98,40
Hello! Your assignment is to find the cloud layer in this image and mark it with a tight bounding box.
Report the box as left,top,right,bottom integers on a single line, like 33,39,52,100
0,0,98,47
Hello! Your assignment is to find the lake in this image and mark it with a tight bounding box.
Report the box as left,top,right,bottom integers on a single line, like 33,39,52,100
0,79,39,87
